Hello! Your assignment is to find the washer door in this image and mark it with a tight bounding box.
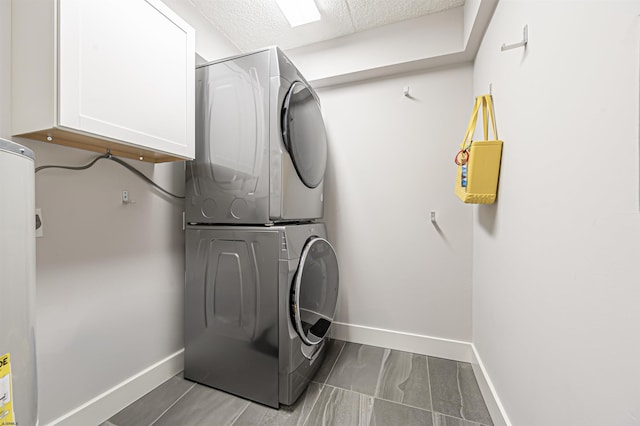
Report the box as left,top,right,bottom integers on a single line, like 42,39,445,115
281,81,328,189
291,237,339,346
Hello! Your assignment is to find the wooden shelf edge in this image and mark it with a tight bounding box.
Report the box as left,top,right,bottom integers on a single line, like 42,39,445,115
16,128,190,163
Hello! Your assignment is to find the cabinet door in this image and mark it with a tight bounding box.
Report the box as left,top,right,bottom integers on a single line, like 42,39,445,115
58,0,195,159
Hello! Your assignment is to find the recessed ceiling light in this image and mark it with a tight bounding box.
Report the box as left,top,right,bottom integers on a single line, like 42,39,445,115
275,0,321,27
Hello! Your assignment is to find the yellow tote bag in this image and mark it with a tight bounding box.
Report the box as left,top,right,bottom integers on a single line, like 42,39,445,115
455,94,503,204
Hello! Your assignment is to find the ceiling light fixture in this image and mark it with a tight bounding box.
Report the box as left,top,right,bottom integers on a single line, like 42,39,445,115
275,0,320,27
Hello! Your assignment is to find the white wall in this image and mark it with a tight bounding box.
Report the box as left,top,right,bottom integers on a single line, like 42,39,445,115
318,64,474,344
0,1,237,423
286,0,499,89
12,0,639,423
0,1,9,137
472,1,640,425
1,4,182,423
29,145,186,425
287,7,463,82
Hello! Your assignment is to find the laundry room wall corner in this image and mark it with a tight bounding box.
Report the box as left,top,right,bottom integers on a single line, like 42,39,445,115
318,63,475,355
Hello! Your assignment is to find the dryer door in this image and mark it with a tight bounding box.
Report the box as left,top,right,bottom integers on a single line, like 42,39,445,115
281,81,328,189
291,237,339,345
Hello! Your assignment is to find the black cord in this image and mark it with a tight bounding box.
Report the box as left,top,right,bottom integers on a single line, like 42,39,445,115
34,153,185,199
35,153,109,173
107,155,184,199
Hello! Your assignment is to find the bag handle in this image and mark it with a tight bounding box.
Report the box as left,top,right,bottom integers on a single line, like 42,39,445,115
457,94,499,165
482,94,499,141
460,95,498,150
459,96,482,151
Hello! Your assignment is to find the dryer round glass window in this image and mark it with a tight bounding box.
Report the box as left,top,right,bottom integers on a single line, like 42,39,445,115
291,237,339,346
281,81,328,189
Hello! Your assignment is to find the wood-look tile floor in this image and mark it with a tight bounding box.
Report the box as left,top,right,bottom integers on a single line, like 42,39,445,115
102,340,493,426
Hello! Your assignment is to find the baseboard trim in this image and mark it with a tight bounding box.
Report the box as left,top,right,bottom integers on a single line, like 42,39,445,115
331,322,474,363
331,322,510,426
43,331,511,426
470,345,512,426
45,349,184,426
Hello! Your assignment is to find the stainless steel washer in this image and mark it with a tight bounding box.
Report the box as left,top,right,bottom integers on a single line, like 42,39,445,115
184,223,339,408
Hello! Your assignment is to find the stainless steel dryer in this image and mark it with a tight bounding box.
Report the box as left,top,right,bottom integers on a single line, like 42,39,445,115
184,223,339,408
186,47,327,225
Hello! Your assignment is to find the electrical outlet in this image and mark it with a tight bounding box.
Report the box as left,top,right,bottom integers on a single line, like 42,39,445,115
35,208,43,237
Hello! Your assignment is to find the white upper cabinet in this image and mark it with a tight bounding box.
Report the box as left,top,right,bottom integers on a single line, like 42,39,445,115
12,0,195,162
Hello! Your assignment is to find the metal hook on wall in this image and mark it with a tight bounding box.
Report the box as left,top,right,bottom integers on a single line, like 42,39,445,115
501,25,528,52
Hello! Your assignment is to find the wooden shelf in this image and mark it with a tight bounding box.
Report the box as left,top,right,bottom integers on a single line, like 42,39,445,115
17,128,185,163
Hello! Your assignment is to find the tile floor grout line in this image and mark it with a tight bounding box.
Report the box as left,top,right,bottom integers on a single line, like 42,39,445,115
322,340,346,385
329,382,468,421
373,347,391,398
426,355,435,425
305,384,342,426
325,351,469,418
315,382,441,425
436,411,487,426
148,381,197,426
322,382,366,395
301,383,325,426
456,361,467,421
373,394,434,414
326,384,347,426
229,400,252,426
322,354,492,426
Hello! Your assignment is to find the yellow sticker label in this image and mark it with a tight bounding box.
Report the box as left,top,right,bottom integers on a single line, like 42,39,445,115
0,353,15,426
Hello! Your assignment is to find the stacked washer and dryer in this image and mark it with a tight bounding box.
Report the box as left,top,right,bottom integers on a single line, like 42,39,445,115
184,47,339,408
